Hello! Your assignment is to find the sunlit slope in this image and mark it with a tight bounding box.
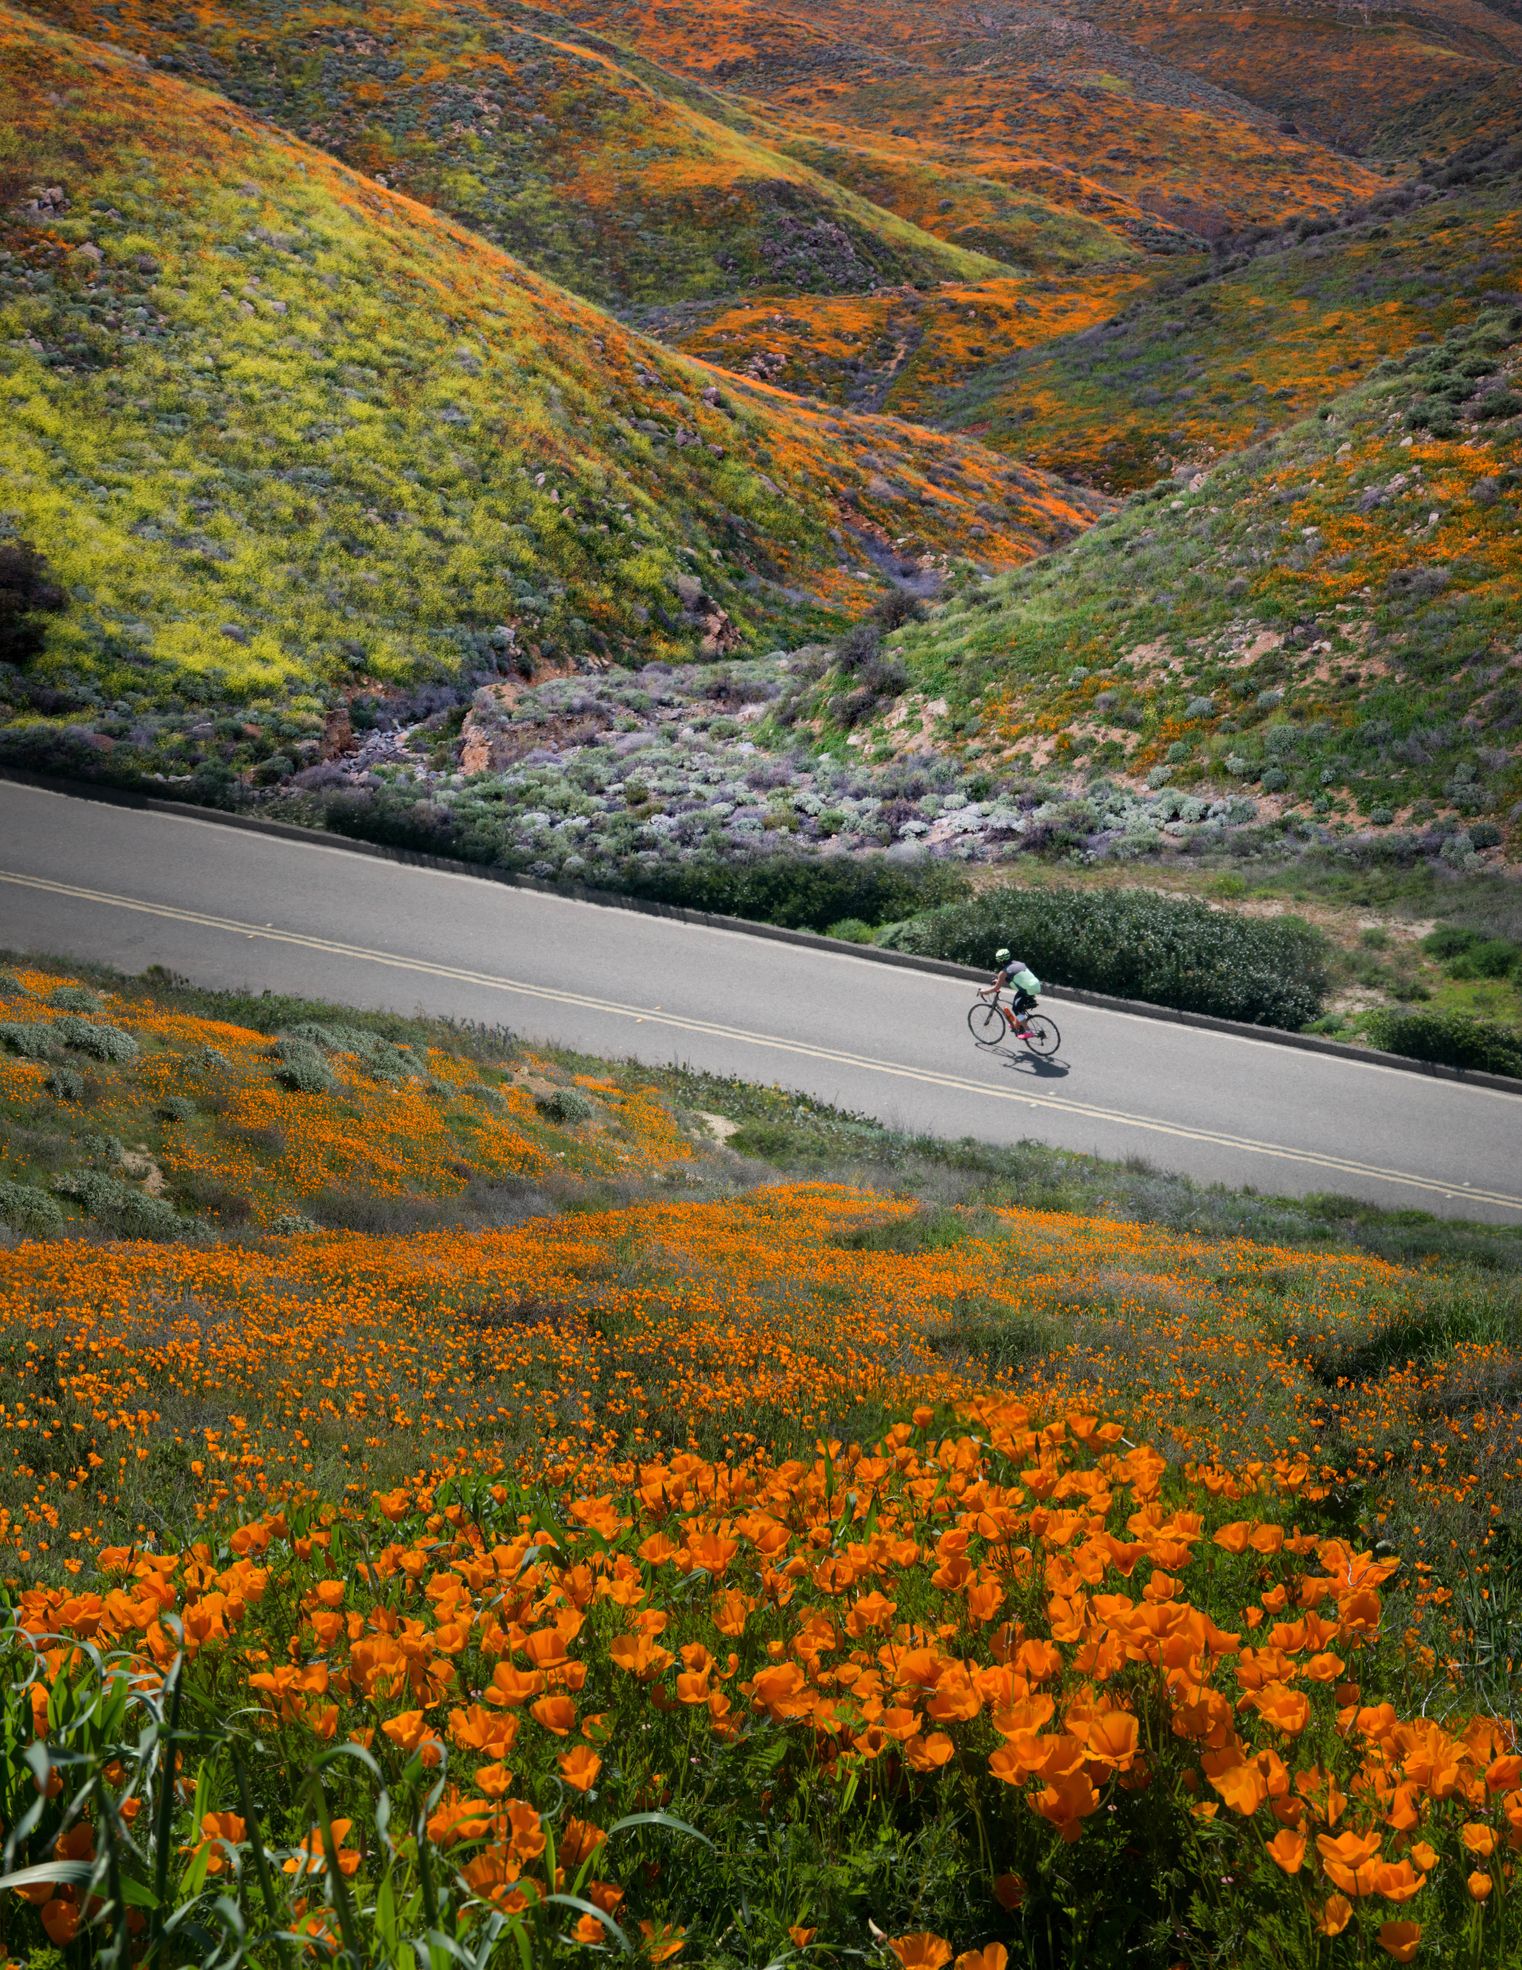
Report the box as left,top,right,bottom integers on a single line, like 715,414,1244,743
0,7,1101,709
563,0,1386,238
940,154,1522,489
20,0,995,312
894,307,1522,842
1089,0,1522,158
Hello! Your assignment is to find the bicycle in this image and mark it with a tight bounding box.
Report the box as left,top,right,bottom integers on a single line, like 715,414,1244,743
968,987,1061,1058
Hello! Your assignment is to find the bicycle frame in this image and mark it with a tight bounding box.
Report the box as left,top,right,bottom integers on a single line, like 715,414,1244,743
977,988,1028,1034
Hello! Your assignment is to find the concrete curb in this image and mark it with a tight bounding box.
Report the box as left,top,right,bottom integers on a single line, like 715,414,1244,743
5,762,1521,1098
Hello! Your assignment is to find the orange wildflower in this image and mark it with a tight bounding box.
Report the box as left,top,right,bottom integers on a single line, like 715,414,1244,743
558,1746,602,1792
885,1937,952,1970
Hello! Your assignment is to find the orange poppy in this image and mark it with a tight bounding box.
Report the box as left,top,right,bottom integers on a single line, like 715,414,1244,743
558,1745,602,1792
530,1693,578,1737
1317,1830,1383,1897
1251,1684,1311,1735
639,1920,686,1963
886,1937,952,1970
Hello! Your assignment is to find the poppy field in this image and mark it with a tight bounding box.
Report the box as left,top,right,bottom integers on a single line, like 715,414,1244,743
2,959,1522,1966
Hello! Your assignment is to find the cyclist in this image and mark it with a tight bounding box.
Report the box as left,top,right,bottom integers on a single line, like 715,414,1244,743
993,947,1041,1032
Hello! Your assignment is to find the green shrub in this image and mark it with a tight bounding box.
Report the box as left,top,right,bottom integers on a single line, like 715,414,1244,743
536,1088,595,1125
881,886,1332,1028
1452,938,1521,981
46,1065,86,1102
48,985,105,1013
159,1095,197,1123
0,1021,63,1062
1422,926,1521,979
606,852,967,934
281,1022,421,1084
1365,1009,1522,1077
1423,925,1481,962
55,1017,140,1063
0,1179,65,1238
52,1170,184,1240
272,1037,338,1095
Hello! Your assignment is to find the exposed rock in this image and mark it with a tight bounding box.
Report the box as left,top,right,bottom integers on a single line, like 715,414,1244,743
699,605,741,658
321,705,356,759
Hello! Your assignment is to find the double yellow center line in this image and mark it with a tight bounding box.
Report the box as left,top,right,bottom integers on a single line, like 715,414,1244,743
3,869,1519,1214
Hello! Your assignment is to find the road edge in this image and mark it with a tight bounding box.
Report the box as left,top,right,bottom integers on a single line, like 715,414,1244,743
5,762,1520,1099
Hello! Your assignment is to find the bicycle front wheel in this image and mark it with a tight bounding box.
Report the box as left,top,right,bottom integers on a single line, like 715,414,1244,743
968,1002,1007,1049
1023,1014,1061,1058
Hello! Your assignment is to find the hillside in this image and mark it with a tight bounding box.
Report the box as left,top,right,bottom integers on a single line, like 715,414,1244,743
21,0,998,314
14,0,1392,439
0,5,1099,739
564,0,1385,237
1087,0,1522,159
939,145,1522,489
658,267,1162,419
3,955,1522,1966
888,306,1522,846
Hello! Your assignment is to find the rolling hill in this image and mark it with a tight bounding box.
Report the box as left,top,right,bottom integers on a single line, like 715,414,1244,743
1086,0,1522,159
938,139,1522,488
888,305,1522,845
0,4,1098,735
563,0,1387,238
20,0,998,313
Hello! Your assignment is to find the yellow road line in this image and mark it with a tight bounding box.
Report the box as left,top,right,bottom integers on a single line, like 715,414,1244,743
4,868,1520,1214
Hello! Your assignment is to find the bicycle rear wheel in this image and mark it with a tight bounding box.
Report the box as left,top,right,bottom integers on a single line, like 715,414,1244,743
1023,1014,1060,1058
968,1002,1007,1049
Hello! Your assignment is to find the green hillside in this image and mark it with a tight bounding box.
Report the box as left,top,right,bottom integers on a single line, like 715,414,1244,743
0,4,1098,738
893,306,1522,847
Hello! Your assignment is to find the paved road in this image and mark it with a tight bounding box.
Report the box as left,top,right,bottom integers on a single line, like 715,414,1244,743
1,779,1518,1219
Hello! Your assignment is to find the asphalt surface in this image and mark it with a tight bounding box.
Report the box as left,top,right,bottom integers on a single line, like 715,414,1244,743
1,778,1519,1219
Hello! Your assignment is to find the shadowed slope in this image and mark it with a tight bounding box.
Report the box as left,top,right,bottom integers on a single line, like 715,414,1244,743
1088,0,1522,158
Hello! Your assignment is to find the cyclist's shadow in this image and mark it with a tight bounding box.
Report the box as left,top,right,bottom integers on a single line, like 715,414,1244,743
999,1047,1070,1080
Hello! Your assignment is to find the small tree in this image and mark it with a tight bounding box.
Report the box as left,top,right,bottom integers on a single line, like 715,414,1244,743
0,540,65,668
